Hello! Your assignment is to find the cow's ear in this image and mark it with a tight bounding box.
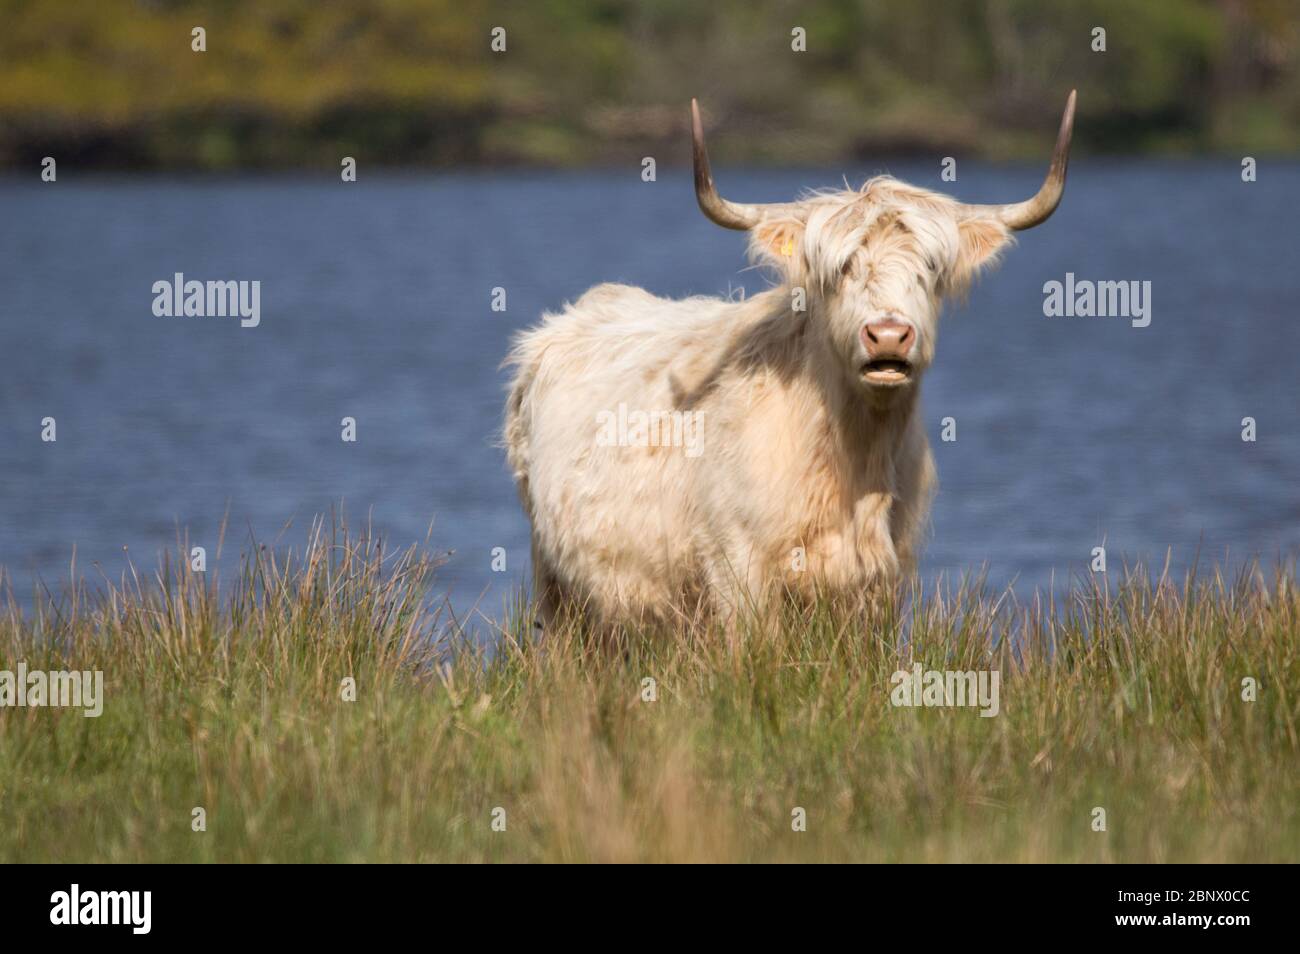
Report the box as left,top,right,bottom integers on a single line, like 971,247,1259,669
952,214,1012,290
750,215,807,280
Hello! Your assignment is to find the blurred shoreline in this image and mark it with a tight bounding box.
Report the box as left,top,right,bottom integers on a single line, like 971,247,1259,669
2,1,1298,170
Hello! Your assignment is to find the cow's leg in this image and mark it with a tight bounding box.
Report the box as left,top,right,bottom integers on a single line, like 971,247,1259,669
704,542,770,648
531,535,562,633
889,424,936,574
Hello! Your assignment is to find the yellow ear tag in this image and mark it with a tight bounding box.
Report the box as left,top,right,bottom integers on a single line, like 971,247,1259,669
780,237,794,257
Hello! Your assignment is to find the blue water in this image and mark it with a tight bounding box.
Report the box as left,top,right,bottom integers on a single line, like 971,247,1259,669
1,162,1297,618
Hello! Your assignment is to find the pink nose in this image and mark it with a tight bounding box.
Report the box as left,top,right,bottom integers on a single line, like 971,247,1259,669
861,318,915,359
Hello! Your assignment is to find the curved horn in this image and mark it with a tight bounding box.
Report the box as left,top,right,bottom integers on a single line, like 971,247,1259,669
691,98,765,230
968,89,1076,230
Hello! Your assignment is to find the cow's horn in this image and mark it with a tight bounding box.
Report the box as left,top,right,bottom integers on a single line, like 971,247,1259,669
691,98,765,231
967,89,1076,231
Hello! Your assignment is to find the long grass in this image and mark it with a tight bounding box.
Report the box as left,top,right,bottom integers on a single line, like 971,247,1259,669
0,518,1296,862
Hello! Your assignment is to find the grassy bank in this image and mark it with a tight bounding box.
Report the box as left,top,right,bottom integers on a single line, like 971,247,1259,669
0,520,1296,863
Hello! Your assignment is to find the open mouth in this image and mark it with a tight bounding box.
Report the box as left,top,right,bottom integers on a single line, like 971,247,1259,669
861,359,913,384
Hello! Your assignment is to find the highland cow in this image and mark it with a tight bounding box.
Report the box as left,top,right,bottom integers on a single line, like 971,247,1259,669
506,93,1076,628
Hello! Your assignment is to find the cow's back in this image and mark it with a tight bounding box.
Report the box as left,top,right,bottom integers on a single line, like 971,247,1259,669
504,284,743,619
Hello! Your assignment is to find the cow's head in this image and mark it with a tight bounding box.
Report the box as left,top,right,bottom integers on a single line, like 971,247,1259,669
691,92,1074,399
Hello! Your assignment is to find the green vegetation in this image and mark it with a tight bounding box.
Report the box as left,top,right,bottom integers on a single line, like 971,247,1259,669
0,0,1297,168
1,519,1296,862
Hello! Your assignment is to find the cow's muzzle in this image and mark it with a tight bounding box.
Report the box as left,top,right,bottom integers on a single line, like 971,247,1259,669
860,319,916,385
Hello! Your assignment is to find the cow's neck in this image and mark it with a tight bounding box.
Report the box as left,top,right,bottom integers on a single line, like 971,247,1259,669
796,303,918,483
768,296,919,580
724,287,919,489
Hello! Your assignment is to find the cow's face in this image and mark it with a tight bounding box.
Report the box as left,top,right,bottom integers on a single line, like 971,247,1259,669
689,93,1073,401
747,183,1012,398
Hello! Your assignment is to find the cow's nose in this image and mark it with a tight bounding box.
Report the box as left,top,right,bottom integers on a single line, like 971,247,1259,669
861,318,915,358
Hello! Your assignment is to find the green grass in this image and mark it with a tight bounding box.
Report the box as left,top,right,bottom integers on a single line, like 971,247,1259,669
1,518,1296,863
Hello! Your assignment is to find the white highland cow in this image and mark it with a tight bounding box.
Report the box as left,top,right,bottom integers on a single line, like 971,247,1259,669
506,93,1076,629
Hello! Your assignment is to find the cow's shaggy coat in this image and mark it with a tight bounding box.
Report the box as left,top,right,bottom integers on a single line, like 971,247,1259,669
506,96,1074,628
